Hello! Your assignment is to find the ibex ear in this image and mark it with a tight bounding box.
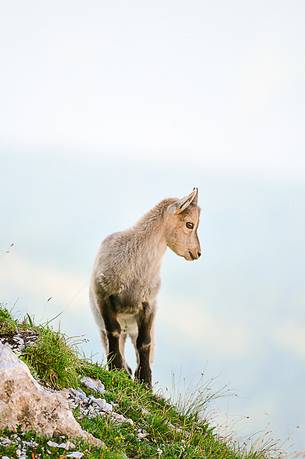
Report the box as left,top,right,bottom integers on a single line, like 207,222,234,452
168,188,198,214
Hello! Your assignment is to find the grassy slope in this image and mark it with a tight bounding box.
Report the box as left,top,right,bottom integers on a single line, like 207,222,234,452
0,307,277,459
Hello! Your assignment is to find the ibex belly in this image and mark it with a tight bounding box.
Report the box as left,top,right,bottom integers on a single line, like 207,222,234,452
116,312,138,336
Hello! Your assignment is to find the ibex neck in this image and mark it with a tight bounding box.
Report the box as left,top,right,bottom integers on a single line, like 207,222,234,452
132,199,173,271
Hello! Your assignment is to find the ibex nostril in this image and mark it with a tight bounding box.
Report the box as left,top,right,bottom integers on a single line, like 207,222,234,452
188,250,195,260
198,251,201,258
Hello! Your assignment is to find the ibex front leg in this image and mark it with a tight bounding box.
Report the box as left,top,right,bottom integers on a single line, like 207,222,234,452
102,295,124,371
135,302,154,388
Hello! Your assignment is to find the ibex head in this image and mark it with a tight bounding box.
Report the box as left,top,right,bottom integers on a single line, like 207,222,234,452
164,188,201,261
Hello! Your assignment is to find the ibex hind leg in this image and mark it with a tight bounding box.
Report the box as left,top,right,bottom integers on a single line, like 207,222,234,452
93,293,123,371
90,288,110,358
94,290,131,376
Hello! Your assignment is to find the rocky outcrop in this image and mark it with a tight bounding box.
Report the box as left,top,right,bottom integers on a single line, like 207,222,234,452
0,342,102,447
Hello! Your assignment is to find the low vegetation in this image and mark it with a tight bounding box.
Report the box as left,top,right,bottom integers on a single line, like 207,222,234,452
0,306,17,335
22,325,81,389
0,305,280,459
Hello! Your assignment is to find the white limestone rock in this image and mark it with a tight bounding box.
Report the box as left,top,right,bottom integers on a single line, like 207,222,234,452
0,343,103,447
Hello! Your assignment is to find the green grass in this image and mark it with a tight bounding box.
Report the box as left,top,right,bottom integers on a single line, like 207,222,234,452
0,305,17,334
22,325,81,389
0,306,281,459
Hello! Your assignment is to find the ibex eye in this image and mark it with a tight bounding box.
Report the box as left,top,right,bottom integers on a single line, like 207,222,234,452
186,222,194,229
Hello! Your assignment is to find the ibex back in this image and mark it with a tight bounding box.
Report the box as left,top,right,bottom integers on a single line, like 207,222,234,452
90,188,201,387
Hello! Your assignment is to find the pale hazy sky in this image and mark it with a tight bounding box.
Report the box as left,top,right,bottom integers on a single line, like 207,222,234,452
1,1,305,455
0,1,305,179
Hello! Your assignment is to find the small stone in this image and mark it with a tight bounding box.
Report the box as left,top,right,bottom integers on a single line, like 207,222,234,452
137,429,149,439
70,388,87,400
1,438,12,446
111,413,127,423
80,376,105,393
76,388,87,399
23,440,38,447
58,440,76,450
92,398,113,413
66,452,84,458
2,456,11,459
13,336,23,343
47,440,60,448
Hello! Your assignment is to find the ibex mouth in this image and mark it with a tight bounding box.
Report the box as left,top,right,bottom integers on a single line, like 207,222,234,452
188,250,195,260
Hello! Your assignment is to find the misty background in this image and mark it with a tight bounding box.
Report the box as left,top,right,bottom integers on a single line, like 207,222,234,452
1,1,305,455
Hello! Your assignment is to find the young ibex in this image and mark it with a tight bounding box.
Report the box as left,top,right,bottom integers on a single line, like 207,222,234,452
90,188,201,387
